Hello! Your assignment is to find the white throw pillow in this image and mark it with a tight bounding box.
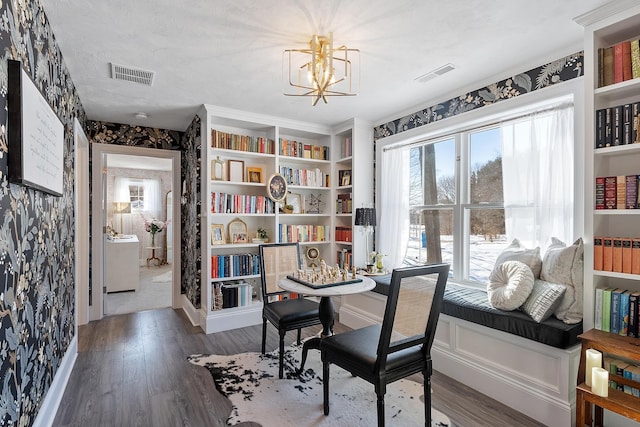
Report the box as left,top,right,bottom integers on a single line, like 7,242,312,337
493,238,542,279
540,237,584,324
487,260,535,311
520,279,566,323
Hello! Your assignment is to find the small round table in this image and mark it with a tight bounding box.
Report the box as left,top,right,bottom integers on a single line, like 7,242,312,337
146,246,162,267
278,275,375,372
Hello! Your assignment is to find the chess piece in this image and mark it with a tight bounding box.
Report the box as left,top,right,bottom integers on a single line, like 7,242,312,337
351,266,357,279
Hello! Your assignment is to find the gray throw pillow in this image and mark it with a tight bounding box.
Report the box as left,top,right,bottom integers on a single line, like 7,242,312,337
520,279,566,323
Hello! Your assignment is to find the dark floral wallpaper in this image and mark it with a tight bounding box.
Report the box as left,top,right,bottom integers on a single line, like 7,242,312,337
86,121,183,150
0,0,86,425
374,52,584,139
179,116,201,308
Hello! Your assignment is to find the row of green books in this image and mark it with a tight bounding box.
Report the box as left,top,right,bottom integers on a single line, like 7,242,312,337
594,287,639,338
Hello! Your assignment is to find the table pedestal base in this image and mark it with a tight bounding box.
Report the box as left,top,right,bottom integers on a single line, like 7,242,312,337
298,296,334,373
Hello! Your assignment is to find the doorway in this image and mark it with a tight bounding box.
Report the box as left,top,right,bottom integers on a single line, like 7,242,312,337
91,144,181,320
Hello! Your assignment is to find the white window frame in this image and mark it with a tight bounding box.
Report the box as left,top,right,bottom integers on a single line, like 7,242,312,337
375,80,584,287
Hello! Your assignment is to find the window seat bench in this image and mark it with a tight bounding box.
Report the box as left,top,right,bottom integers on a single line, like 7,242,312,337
339,274,583,427
371,275,582,349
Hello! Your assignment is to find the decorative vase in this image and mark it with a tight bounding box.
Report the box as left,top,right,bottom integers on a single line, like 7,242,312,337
375,253,384,272
151,231,156,246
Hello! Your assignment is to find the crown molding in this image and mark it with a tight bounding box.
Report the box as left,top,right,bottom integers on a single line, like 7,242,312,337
574,0,640,27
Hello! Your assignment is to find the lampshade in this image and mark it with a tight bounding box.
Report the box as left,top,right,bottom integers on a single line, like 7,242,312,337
283,32,359,106
355,207,376,227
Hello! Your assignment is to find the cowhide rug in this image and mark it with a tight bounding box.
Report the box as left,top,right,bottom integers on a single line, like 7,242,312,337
188,342,453,426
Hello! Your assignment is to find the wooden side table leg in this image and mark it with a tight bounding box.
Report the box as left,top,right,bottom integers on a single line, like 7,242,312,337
576,389,586,427
594,405,603,427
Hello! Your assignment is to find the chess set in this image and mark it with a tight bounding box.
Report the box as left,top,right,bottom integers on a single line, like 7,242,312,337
287,260,362,289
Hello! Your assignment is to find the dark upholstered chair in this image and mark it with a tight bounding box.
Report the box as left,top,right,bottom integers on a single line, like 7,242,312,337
320,263,449,427
259,243,321,379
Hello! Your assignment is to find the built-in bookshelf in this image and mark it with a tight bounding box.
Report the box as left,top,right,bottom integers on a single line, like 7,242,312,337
199,107,373,334
579,3,640,425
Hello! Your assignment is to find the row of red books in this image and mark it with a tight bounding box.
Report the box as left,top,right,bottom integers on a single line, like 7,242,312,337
595,175,640,210
598,39,640,88
593,236,640,274
335,226,352,243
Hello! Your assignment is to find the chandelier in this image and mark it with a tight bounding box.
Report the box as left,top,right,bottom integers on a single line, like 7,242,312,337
283,33,359,106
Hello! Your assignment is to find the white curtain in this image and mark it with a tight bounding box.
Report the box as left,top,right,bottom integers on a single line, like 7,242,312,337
143,178,161,218
113,176,130,203
378,147,410,268
501,105,574,249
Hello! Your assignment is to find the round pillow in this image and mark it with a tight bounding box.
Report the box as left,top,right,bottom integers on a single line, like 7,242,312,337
487,260,535,311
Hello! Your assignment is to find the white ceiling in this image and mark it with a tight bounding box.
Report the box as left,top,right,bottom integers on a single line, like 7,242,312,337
41,0,610,132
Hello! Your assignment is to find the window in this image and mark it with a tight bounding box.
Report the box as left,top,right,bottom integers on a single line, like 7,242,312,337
380,101,574,286
129,181,145,210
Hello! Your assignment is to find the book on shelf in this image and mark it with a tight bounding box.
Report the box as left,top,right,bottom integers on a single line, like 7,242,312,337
620,290,630,336
341,137,352,158
594,287,604,331
623,103,633,145
626,175,638,209
601,46,614,87
595,177,605,210
612,238,623,272
622,238,633,274
595,109,606,148
629,291,639,338
613,106,623,146
611,288,623,334
594,236,604,270
336,248,352,269
632,239,640,274
617,175,626,209
604,176,617,209
602,288,612,332
211,192,276,214
603,237,613,271
633,39,640,79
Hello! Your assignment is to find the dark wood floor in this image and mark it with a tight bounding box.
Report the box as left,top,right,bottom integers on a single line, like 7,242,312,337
52,308,543,427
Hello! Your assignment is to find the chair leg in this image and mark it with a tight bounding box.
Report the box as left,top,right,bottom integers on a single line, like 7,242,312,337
279,329,285,379
424,372,432,427
323,361,330,415
297,328,302,344
376,393,385,427
261,319,267,354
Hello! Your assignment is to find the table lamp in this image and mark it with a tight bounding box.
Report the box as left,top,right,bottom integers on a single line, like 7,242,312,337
355,207,376,268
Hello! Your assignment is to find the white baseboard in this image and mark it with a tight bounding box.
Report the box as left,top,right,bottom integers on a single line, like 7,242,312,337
181,294,200,326
33,335,78,427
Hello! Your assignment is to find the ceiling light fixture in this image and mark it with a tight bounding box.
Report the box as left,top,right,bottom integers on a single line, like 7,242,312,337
134,112,148,120
283,32,359,106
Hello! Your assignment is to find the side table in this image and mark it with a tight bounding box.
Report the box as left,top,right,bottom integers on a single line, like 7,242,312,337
146,246,162,267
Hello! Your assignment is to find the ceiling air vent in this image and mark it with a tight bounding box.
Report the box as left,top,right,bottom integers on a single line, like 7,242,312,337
110,63,155,86
414,63,456,83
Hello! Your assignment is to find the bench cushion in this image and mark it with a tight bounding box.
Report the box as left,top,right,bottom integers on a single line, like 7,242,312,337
370,275,582,349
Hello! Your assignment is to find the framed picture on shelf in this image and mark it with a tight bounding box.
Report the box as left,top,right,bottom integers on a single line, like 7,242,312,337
287,193,302,214
211,156,225,180
228,217,248,244
247,166,263,183
228,159,244,182
211,224,225,244
266,173,288,202
339,169,351,186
